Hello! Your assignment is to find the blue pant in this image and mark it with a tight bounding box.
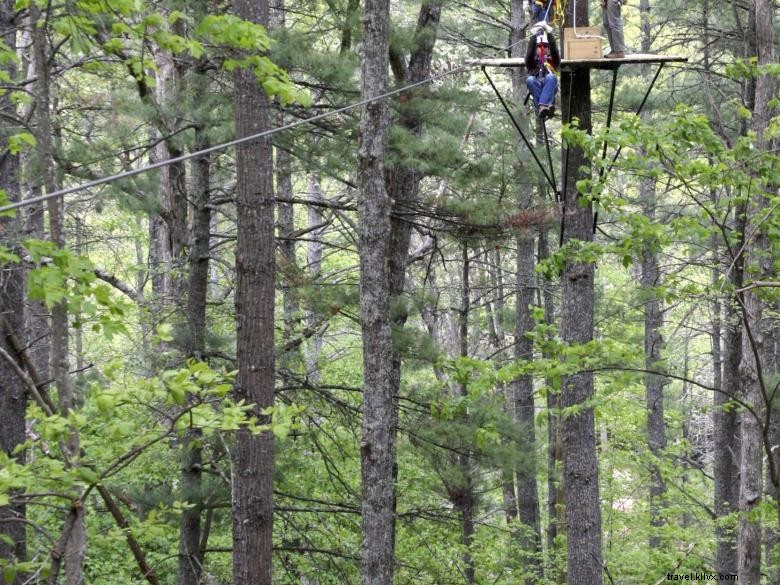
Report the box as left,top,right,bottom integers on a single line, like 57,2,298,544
531,3,548,23
526,73,558,109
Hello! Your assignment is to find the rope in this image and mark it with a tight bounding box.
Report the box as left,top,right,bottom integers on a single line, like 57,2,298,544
0,38,527,215
541,119,557,196
571,0,605,39
482,67,557,194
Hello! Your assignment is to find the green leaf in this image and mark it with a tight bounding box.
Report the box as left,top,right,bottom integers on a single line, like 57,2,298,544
76,467,99,485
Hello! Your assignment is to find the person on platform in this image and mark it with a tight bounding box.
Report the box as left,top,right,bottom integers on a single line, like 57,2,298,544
525,21,560,120
602,0,626,58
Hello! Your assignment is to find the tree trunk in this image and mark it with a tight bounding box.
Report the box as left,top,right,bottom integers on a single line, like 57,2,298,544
560,1,602,583
357,3,442,583
305,175,324,384
356,1,395,583
178,68,212,585
737,2,775,582
637,0,667,550
32,8,86,584
0,4,28,581
231,1,275,583
507,0,543,577
457,242,476,585
539,230,564,583
716,303,741,576
514,236,542,577
708,0,739,558
641,200,667,548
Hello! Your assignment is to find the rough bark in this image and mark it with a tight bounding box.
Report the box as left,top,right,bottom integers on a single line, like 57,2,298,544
560,1,602,583
304,175,324,383
640,189,667,548
507,0,543,576
539,231,564,583
708,0,740,556
514,236,542,576
637,0,668,550
231,1,275,583
357,4,442,584
152,33,188,302
737,1,775,582
32,8,86,584
272,0,300,375
20,13,49,380
715,243,741,576
0,4,27,580
460,243,476,584
356,1,395,583
178,70,211,585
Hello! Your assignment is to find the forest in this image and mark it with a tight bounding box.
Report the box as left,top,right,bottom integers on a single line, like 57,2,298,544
0,0,778,583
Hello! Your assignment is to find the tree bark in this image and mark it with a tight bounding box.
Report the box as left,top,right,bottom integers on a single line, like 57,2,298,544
507,0,543,577
304,175,324,384
640,189,667,548
178,64,212,585
514,236,542,577
457,242,476,585
0,4,28,581
356,1,395,583
539,231,564,584
32,8,86,584
231,1,275,583
357,3,442,583
737,2,775,582
560,1,602,583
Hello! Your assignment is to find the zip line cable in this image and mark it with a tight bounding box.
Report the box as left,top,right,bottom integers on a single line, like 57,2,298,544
0,38,527,216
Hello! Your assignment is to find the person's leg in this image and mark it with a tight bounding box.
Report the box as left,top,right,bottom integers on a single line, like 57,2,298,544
531,4,542,22
526,76,543,109
538,73,558,107
605,0,626,53
602,5,615,53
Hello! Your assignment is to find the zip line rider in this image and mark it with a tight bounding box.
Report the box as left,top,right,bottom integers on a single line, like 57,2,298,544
525,21,560,120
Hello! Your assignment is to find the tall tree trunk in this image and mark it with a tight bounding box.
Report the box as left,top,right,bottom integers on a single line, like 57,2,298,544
514,236,542,576
358,3,442,583
0,4,28,581
638,0,667,550
271,0,302,380
737,1,775,582
539,230,564,584
707,0,740,562
305,175,324,384
20,10,48,397
356,1,395,583
560,1,602,583
32,8,86,584
508,0,543,577
485,247,519,526
231,1,275,583
456,242,476,585
641,189,667,548
178,67,212,585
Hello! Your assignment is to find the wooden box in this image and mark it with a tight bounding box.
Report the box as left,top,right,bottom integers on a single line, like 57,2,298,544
563,27,602,60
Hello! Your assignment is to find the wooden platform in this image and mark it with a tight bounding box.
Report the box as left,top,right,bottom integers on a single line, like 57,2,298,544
473,54,688,71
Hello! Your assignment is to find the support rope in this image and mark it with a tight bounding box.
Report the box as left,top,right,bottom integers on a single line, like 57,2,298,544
0,38,528,215
482,67,557,194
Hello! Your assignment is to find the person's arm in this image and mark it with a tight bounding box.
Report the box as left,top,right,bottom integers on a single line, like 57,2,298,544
549,34,561,67
525,36,537,71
